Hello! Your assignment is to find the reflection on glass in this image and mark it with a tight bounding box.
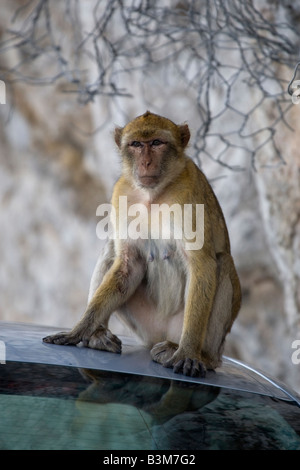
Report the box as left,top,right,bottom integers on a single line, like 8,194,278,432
0,362,300,450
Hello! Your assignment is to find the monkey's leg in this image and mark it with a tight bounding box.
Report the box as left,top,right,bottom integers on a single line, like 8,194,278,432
43,252,146,352
157,254,217,377
202,252,241,369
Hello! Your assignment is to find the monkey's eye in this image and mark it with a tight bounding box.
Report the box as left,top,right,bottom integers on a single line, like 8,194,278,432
130,141,142,147
151,140,163,146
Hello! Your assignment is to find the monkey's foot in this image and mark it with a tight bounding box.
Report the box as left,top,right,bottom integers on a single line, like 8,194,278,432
43,326,122,354
151,343,206,377
164,350,206,378
85,327,122,353
150,341,178,365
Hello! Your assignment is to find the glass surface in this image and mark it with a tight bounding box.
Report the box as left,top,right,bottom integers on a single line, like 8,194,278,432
0,361,300,450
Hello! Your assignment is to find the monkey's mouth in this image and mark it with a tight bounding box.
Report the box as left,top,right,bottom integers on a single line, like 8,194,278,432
138,175,160,187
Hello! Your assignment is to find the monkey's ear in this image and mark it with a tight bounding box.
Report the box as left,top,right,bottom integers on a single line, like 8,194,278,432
179,124,190,148
114,127,123,148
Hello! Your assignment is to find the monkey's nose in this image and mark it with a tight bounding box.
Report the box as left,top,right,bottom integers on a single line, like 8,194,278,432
142,158,152,168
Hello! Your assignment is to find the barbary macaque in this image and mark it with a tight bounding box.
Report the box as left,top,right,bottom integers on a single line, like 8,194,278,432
43,111,241,377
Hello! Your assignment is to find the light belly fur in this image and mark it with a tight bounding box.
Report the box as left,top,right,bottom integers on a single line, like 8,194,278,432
116,239,187,347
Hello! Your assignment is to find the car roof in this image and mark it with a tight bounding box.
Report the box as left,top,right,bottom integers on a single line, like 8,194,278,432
1,321,299,406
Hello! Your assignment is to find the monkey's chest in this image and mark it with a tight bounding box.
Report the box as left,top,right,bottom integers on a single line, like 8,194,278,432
140,238,187,316
118,238,187,344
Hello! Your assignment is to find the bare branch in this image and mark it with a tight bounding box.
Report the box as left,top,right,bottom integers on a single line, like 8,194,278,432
0,0,299,169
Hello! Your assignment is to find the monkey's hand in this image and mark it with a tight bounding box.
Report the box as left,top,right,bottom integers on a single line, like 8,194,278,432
151,341,206,378
43,325,122,354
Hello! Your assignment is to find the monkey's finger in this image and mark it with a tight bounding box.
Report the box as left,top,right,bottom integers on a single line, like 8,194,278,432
106,330,122,346
191,359,206,378
173,358,206,377
103,331,122,353
172,358,192,375
43,333,77,345
183,358,195,376
43,335,53,343
173,359,185,374
103,336,122,353
187,359,206,377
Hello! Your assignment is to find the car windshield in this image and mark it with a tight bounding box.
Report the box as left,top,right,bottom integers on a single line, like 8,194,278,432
1,361,300,450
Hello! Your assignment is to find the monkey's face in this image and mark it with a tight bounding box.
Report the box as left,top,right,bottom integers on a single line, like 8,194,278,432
125,135,176,188
115,111,190,190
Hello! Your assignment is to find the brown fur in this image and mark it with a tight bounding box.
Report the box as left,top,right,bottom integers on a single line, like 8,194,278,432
43,111,241,377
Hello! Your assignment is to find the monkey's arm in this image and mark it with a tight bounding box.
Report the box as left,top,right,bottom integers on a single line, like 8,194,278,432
88,238,115,303
43,246,146,352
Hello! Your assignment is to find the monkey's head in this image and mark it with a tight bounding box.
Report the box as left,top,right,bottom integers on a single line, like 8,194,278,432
115,111,190,190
